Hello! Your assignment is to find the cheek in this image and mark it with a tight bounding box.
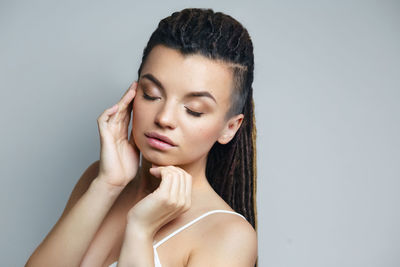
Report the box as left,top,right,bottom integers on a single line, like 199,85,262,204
182,120,223,147
131,100,142,125
131,100,147,144
131,98,153,125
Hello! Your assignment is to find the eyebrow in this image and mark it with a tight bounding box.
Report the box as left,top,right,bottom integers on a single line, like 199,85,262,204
140,73,217,103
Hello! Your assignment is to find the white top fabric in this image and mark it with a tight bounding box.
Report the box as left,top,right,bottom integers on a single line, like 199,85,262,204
109,209,246,267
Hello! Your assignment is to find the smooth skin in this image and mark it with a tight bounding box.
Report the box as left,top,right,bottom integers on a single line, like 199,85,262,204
26,45,257,267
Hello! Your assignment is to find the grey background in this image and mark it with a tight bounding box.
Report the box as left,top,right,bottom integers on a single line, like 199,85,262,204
1,0,399,266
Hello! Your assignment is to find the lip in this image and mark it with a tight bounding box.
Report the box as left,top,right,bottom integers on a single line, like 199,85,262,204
144,131,177,147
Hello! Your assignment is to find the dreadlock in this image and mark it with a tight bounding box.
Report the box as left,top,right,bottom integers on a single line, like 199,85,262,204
137,7,257,233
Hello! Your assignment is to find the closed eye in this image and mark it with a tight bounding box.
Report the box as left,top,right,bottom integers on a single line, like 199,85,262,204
185,107,203,117
142,92,160,101
142,91,203,117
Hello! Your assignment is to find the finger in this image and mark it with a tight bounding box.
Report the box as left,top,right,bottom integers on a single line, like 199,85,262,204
178,170,187,210
171,167,186,197
119,81,137,108
126,81,137,115
157,170,172,196
119,81,137,102
168,169,180,201
110,82,137,123
185,172,192,206
149,166,164,178
115,84,136,117
97,104,118,127
178,170,185,198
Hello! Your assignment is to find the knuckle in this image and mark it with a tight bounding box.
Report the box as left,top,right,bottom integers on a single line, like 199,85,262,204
165,199,175,208
160,168,168,176
163,172,172,181
166,165,176,172
176,169,184,177
158,193,169,203
166,198,178,208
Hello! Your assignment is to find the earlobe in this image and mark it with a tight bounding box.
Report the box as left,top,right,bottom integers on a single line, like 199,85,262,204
217,114,244,145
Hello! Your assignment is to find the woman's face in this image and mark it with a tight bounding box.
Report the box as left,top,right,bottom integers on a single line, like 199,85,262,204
131,44,243,167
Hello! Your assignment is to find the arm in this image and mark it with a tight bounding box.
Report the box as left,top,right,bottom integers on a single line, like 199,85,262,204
117,166,192,267
25,162,124,267
26,81,140,267
117,224,155,267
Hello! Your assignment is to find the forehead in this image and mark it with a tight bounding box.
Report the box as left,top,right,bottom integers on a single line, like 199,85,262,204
140,45,234,104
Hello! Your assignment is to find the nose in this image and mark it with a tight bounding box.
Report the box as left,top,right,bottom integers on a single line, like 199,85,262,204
154,101,177,129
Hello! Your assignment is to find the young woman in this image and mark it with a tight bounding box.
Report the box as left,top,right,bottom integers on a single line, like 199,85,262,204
26,8,258,267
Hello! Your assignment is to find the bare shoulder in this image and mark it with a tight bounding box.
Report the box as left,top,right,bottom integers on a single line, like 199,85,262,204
59,160,100,219
188,212,258,266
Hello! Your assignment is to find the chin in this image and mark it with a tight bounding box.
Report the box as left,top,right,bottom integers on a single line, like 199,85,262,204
141,148,200,168
141,153,179,167
139,147,175,164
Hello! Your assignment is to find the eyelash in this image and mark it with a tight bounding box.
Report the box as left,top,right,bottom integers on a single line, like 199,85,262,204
185,109,203,117
142,93,159,101
142,92,204,117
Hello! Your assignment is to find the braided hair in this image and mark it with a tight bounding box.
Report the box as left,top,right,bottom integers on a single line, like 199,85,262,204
137,8,257,231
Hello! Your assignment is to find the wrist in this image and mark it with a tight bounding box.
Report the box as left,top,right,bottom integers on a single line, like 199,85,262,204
90,177,124,198
125,220,156,240
119,222,155,266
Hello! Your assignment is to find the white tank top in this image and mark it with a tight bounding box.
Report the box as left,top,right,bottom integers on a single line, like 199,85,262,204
109,209,246,267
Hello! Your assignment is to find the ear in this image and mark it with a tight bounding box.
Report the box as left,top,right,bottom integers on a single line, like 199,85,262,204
217,113,244,145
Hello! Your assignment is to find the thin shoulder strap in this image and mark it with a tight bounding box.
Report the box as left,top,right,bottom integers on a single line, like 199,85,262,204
153,209,246,249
